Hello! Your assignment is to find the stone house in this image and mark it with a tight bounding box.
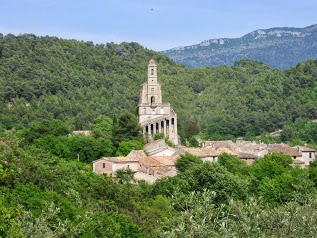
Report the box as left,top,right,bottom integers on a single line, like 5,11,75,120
293,146,316,165
92,150,177,183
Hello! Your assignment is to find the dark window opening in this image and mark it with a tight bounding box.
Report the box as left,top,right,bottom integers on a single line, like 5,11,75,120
151,96,155,104
151,68,154,75
103,163,105,168
309,152,312,158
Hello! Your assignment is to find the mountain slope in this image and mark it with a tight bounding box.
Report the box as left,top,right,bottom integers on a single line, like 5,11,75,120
161,24,317,69
0,33,317,139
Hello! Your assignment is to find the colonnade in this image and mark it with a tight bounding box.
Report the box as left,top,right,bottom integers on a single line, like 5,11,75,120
142,117,177,143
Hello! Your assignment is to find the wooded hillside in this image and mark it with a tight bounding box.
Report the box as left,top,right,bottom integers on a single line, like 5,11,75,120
1,33,317,237
1,33,317,140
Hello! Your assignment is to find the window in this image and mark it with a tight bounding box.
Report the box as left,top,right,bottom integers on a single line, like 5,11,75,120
151,68,154,75
151,88,154,93
309,152,312,158
102,163,105,168
151,96,155,104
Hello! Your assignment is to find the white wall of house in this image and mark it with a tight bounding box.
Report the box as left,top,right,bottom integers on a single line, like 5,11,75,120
201,156,218,162
301,151,316,165
152,148,175,156
112,162,140,173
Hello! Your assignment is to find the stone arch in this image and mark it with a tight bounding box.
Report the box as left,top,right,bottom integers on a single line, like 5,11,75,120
151,96,155,104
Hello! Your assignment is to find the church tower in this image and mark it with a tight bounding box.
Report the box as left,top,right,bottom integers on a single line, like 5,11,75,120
138,59,178,145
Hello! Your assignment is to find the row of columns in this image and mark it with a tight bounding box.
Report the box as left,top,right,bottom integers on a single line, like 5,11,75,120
143,117,177,142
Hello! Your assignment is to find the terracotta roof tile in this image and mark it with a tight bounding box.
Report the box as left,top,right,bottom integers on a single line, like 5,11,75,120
151,156,177,166
139,157,162,167
236,152,258,159
183,147,220,157
204,140,235,149
295,146,316,152
268,144,301,157
100,157,140,163
126,150,147,158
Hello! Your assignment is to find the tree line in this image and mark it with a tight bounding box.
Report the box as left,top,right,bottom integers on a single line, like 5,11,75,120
1,33,317,143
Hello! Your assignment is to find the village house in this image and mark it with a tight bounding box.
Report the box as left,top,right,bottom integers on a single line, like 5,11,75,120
293,145,316,165
92,148,177,184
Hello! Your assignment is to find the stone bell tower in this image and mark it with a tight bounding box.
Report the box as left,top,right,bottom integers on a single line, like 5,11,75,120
138,59,178,145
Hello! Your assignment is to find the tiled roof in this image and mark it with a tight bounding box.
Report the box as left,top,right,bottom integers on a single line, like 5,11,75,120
217,148,238,156
295,146,316,152
268,144,301,157
126,150,147,158
236,152,258,159
152,156,177,166
98,157,140,163
204,140,235,149
182,147,220,157
139,157,162,167
151,166,172,175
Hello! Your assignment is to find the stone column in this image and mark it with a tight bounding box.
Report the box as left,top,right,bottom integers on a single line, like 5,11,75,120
158,121,161,134
148,123,151,138
169,118,173,140
174,117,178,145
163,120,167,138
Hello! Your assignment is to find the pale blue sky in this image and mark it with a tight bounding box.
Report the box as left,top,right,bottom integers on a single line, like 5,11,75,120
0,0,316,50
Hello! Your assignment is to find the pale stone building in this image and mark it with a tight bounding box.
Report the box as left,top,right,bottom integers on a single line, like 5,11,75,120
294,146,316,165
138,59,178,145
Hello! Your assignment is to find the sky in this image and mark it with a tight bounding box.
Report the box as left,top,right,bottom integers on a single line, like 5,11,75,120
0,0,316,51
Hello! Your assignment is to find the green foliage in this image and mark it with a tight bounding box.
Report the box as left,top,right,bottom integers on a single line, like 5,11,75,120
153,132,164,140
188,136,199,147
24,119,70,143
218,153,248,175
250,153,292,181
115,140,143,156
112,110,143,147
1,34,317,141
156,189,317,238
1,33,317,237
175,153,202,173
116,168,136,184
91,115,113,140
156,160,248,205
0,196,23,238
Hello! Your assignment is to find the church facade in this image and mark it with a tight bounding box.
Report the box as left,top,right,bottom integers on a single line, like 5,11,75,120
138,59,178,145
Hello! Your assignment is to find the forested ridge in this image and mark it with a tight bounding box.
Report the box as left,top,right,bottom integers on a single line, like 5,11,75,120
1,33,317,237
1,33,317,140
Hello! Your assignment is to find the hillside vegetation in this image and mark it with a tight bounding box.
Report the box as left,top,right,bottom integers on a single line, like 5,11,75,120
162,24,317,69
1,33,317,142
1,33,317,237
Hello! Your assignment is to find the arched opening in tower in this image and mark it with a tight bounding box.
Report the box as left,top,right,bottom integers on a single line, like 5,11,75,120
151,96,155,104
